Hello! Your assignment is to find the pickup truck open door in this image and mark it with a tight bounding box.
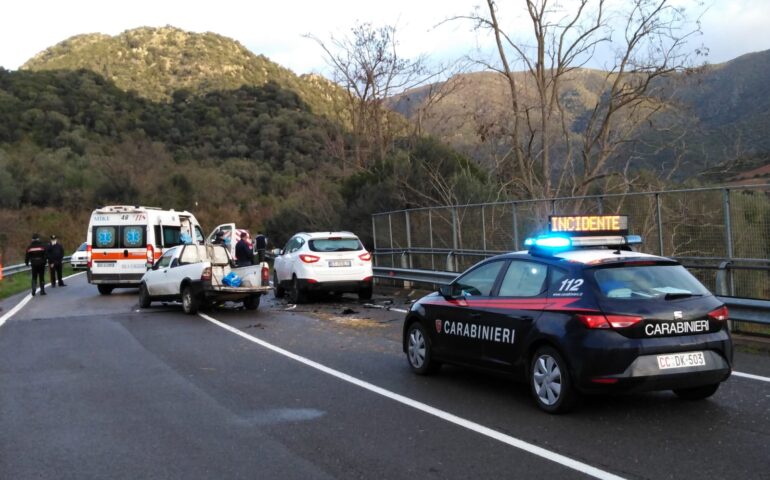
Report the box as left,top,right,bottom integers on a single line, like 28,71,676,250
208,223,236,258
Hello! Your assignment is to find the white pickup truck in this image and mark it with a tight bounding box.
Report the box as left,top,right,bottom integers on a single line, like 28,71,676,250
138,244,271,314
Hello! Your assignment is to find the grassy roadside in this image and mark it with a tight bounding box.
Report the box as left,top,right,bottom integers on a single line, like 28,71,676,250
0,264,78,300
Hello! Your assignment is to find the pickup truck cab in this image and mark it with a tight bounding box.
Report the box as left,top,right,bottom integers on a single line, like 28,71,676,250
138,244,271,314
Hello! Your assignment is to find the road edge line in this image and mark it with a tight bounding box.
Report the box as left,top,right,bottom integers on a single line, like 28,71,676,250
198,311,626,480
0,271,85,329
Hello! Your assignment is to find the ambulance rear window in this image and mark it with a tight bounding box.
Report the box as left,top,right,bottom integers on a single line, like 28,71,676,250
94,227,117,248
92,225,146,249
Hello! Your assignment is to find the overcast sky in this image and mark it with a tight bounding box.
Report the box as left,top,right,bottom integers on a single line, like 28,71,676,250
1,0,769,77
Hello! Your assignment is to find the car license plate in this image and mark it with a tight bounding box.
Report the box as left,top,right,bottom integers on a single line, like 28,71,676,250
328,260,351,268
657,352,705,370
95,261,116,268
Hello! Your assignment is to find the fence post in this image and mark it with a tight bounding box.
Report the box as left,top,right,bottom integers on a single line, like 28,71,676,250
452,207,459,271
722,189,735,296
401,251,412,288
597,196,604,214
388,213,394,268
428,209,435,271
371,215,377,268
512,201,519,251
656,193,664,256
405,210,413,269
481,205,487,252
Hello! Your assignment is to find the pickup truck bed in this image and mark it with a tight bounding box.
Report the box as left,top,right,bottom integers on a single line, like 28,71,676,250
139,244,272,314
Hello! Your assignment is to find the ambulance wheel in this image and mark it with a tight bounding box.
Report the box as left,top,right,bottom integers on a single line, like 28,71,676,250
273,272,285,298
97,284,114,295
288,276,307,304
406,322,441,375
138,283,152,308
529,346,578,414
181,286,200,315
673,383,720,400
244,295,260,310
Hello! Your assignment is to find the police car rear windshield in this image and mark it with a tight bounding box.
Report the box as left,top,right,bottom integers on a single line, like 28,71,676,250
309,238,362,252
590,264,710,300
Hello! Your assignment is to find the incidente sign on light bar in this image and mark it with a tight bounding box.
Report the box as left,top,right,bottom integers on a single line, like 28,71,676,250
549,215,629,235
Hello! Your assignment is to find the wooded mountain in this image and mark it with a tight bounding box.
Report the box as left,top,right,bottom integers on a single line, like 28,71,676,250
22,26,347,119
0,27,488,262
390,50,770,178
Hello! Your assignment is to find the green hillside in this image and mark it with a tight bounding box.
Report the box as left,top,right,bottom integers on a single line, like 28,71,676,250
391,52,770,178
22,26,347,120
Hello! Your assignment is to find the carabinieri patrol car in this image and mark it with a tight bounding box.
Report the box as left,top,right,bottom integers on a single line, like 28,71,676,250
402,215,732,413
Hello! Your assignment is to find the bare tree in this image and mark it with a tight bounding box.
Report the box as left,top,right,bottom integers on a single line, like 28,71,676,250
457,0,705,202
307,24,431,168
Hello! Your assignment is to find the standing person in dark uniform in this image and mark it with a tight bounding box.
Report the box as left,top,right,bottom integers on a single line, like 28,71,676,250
234,232,254,267
25,233,47,296
46,234,66,287
254,231,267,263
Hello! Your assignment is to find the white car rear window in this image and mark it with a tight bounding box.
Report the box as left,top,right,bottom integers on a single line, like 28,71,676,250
309,238,362,252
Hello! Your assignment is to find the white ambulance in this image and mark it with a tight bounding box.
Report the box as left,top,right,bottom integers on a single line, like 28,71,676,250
86,206,205,294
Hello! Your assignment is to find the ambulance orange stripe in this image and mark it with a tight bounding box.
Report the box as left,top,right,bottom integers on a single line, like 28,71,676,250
91,252,147,260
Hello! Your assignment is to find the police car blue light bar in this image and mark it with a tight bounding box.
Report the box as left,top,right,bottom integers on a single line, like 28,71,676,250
525,215,641,255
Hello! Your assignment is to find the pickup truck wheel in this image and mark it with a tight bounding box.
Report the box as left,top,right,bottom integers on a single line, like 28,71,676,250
138,284,152,308
289,276,307,304
97,284,114,295
181,286,200,315
273,272,285,298
244,295,260,310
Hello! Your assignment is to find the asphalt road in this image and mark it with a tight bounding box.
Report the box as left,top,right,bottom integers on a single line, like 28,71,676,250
1,273,769,479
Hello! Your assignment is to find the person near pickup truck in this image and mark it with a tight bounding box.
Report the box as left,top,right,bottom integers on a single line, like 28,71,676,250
235,232,254,267
25,233,47,296
46,234,66,287
255,231,267,262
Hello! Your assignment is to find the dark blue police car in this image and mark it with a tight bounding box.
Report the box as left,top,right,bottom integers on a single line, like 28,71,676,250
402,215,732,413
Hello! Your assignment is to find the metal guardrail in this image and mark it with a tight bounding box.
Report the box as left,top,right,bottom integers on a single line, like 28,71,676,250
2,256,73,278
373,265,770,326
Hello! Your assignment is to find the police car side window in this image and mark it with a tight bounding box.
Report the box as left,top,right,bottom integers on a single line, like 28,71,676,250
452,261,504,297
498,261,548,297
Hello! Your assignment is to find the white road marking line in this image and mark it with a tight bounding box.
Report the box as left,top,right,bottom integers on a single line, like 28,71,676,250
732,371,770,383
198,311,625,480
0,271,85,328
0,294,32,328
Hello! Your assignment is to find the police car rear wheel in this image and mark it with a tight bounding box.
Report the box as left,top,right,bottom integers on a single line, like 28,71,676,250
673,383,719,400
530,347,577,414
406,323,440,375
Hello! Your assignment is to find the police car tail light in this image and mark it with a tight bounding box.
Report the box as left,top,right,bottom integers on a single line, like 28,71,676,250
300,254,320,263
359,252,372,261
576,313,611,329
605,314,643,328
201,267,212,281
261,266,270,286
145,244,154,266
86,244,92,269
577,312,642,329
707,306,729,321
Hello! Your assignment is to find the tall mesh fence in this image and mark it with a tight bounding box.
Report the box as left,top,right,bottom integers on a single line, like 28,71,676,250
372,186,770,301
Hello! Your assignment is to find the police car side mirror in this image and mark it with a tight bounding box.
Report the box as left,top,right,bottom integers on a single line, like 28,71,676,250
439,284,454,299
272,248,282,257
151,262,160,271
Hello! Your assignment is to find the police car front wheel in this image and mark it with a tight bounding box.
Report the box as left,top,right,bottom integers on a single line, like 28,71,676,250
406,322,441,375
530,346,578,414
